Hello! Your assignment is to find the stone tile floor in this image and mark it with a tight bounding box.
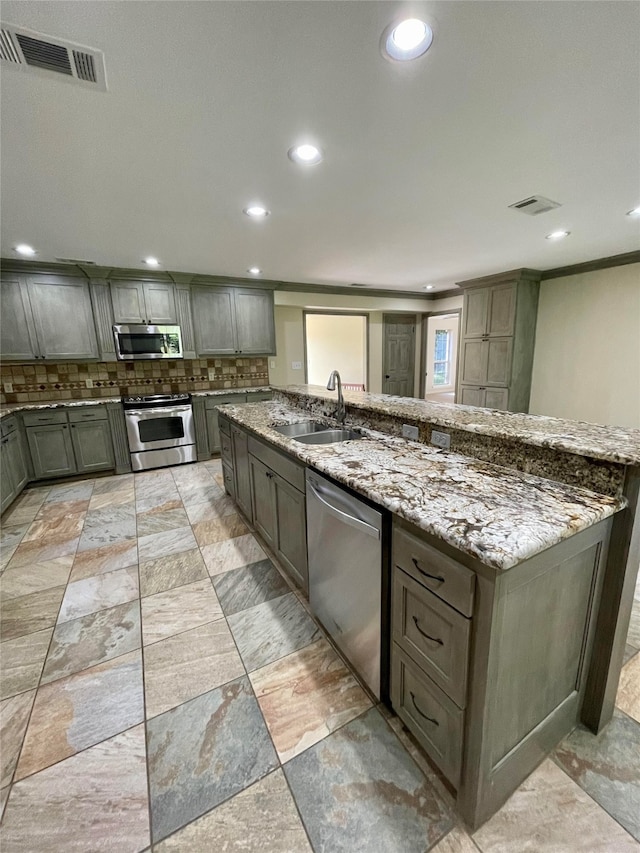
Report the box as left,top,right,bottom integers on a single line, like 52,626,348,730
0,459,638,852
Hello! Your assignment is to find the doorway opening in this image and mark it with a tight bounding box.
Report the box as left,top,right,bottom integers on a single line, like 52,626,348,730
304,312,368,390
422,312,460,403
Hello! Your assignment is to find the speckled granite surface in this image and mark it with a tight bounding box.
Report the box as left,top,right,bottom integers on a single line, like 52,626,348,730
217,400,624,571
275,386,640,467
0,387,272,420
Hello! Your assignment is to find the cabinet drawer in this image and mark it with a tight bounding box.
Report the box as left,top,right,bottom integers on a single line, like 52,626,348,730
391,644,464,787
247,435,304,492
1,416,19,437
222,463,235,499
68,407,108,423
23,410,68,427
394,523,475,617
393,568,470,707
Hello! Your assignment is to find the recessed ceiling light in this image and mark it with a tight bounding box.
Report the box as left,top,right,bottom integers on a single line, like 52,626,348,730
247,267,262,275
144,256,160,266
424,285,434,290
14,243,36,256
626,206,640,217
288,144,323,165
243,205,270,218
382,18,433,62
545,230,570,241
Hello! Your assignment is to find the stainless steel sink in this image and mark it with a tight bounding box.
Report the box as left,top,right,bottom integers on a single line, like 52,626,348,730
272,421,328,437
294,429,363,444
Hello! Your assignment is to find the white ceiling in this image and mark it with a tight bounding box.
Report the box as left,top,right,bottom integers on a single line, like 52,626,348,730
1,1,639,292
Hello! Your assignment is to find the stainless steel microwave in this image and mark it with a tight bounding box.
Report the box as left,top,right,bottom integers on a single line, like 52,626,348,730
113,324,183,360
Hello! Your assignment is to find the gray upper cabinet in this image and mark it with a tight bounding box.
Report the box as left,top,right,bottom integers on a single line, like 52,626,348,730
0,276,38,360
457,270,540,413
2,273,100,361
234,289,276,354
27,276,99,360
192,285,275,356
111,280,177,324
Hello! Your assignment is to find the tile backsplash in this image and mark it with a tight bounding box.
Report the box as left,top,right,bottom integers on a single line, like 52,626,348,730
1,358,269,404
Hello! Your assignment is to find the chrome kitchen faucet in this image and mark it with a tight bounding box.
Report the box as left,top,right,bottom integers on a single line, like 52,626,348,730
326,370,346,424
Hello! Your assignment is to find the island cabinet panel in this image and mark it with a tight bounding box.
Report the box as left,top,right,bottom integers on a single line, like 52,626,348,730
231,424,252,521
249,455,276,548
204,395,248,455
1,418,29,513
0,276,38,361
27,277,99,360
273,473,308,591
391,515,613,830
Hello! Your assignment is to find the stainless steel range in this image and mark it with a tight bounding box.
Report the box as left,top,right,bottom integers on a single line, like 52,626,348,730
123,393,196,471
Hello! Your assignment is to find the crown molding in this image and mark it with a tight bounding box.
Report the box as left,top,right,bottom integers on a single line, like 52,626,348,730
540,250,640,281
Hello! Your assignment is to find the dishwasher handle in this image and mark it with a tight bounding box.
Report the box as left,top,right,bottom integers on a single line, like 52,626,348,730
308,481,380,540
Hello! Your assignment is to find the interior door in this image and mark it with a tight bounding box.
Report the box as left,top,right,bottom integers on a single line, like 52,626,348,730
383,314,416,397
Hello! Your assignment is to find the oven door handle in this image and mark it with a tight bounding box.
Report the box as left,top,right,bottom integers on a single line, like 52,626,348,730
125,406,192,417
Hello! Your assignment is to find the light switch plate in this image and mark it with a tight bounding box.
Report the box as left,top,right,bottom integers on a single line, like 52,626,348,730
269,360,276,369
431,429,451,450
85,379,93,388
402,424,419,440
292,361,302,370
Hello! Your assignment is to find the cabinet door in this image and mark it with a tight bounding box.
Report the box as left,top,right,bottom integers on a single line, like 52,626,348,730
110,281,147,323
27,423,76,480
463,289,489,338
459,339,488,385
70,421,115,473
484,387,509,410
249,456,276,548
231,426,252,521
192,287,236,355
0,438,17,513
5,430,29,495
205,395,248,454
143,282,177,324
487,284,516,337
459,386,485,407
485,338,512,386
234,289,275,354
27,277,99,360
273,474,308,592
0,276,38,360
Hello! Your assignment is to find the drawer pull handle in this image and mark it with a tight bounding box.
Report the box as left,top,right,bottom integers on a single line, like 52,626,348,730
412,616,443,645
411,558,444,583
410,692,439,726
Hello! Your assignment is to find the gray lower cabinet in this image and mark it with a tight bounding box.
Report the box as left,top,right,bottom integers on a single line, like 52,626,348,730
459,386,509,410
391,514,613,829
70,420,115,473
1,420,29,513
24,407,115,481
249,455,276,548
272,473,308,591
26,421,76,480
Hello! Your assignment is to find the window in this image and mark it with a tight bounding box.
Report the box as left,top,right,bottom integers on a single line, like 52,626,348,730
433,329,452,386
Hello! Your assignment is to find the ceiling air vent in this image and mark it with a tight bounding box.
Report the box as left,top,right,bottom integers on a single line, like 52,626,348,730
508,195,562,216
55,257,96,265
0,23,106,91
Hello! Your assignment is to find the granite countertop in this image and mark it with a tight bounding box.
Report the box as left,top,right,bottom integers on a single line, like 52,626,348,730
275,385,640,466
0,387,272,419
218,400,625,571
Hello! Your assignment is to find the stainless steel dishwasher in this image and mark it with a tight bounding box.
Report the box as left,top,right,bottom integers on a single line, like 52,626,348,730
306,469,385,699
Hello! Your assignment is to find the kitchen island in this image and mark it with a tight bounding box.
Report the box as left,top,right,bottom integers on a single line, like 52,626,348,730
216,385,640,829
